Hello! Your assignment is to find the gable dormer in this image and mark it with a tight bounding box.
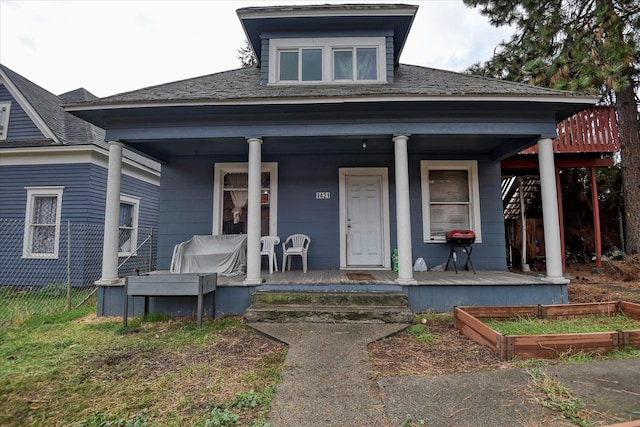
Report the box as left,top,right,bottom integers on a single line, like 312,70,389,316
237,4,418,85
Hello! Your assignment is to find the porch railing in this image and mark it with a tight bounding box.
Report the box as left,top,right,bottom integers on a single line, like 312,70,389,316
520,106,620,155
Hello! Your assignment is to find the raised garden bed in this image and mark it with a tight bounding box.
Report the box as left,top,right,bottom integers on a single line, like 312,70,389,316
454,301,640,361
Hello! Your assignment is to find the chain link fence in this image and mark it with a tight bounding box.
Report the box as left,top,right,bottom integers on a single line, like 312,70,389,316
0,218,156,324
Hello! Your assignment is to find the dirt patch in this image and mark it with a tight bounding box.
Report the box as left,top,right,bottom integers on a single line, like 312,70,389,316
370,260,640,377
370,320,504,377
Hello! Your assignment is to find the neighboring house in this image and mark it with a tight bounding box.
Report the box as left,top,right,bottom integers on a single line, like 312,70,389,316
66,4,598,315
0,64,160,289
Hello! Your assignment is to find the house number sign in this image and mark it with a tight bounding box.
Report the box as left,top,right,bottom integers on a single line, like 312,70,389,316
316,192,330,199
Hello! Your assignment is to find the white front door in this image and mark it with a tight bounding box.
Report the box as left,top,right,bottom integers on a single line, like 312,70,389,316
345,175,384,267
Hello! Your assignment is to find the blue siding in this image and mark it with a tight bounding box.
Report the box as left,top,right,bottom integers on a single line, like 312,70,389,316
406,284,568,313
0,162,159,287
386,36,394,82
155,148,507,272
260,39,269,85
156,157,218,269
0,85,46,140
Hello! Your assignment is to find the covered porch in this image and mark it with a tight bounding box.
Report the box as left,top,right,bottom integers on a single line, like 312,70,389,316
100,268,568,318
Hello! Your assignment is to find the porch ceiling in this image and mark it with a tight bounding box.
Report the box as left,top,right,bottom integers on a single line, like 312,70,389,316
121,134,540,163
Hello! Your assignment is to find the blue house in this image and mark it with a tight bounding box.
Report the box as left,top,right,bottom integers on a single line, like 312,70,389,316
66,4,597,316
0,64,160,291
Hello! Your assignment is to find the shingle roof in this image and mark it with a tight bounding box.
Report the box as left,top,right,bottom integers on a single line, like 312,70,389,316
236,3,417,14
0,63,105,145
75,64,592,107
0,64,159,171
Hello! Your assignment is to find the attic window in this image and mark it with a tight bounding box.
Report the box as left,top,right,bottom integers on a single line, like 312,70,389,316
269,37,386,84
0,102,11,140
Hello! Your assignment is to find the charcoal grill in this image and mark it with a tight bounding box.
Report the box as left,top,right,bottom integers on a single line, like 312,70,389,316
445,229,476,274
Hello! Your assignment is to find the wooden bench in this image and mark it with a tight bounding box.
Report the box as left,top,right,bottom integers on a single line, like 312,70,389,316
123,273,216,329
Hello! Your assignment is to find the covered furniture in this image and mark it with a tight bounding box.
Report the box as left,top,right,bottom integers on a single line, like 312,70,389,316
170,234,247,276
282,234,311,273
260,236,280,274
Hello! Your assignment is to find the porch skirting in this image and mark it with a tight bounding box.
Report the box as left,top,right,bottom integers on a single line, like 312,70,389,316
97,270,568,318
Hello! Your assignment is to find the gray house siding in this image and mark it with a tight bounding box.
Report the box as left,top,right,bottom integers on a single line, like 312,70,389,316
155,150,507,272
0,85,46,141
0,162,159,287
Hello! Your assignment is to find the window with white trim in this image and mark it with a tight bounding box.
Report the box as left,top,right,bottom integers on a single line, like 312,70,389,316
23,186,64,258
119,194,140,257
213,163,278,236
0,101,11,140
269,37,386,84
420,160,482,243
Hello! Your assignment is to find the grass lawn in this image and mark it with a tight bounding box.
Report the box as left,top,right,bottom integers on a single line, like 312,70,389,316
0,307,286,427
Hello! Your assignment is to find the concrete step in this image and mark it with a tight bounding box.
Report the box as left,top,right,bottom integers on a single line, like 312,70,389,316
245,291,413,323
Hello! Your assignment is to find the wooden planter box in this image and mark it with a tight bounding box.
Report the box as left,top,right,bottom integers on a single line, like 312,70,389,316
454,301,640,361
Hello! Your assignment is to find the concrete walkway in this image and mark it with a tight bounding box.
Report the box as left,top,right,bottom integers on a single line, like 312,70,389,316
250,322,640,427
250,323,407,426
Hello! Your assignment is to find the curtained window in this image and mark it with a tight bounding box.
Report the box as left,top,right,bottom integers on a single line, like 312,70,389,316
333,47,378,81
0,102,11,140
119,195,140,256
270,37,385,84
213,162,279,237
23,187,64,258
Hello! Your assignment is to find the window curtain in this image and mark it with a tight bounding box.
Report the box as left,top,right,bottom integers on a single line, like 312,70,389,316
31,196,56,253
119,203,133,252
356,48,377,80
226,173,249,223
334,50,353,80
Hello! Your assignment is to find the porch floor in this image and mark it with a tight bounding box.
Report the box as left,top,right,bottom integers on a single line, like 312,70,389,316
215,269,556,287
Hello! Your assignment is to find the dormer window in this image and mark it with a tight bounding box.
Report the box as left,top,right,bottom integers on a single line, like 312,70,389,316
279,48,323,81
333,48,378,81
269,37,386,85
0,102,11,140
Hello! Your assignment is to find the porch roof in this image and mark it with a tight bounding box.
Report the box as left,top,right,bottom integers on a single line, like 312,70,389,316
65,65,597,162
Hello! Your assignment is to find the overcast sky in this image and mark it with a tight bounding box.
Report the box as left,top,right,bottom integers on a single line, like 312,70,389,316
0,0,513,98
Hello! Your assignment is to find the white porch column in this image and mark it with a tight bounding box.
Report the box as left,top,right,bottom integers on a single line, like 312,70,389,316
243,137,263,285
537,137,564,281
97,141,123,284
392,135,416,284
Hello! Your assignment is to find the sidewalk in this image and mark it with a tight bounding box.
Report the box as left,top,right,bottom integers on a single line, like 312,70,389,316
250,322,640,427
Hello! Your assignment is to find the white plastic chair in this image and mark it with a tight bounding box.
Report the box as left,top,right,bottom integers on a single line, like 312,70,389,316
260,236,280,274
282,234,311,273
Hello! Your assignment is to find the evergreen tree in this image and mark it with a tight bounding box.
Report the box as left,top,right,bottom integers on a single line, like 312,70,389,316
237,40,257,68
464,0,640,253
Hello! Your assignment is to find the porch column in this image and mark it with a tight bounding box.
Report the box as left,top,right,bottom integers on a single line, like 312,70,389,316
537,137,564,281
243,137,263,285
97,141,123,285
392,135,416,284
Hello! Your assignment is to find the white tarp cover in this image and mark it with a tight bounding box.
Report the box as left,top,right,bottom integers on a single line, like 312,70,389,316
170,235,247,276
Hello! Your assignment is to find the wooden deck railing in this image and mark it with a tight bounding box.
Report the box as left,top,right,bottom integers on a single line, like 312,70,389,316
521,106,619,155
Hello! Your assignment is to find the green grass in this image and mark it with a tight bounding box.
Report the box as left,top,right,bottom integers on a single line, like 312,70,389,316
0,287,96,324
484,314,640,335
0,308,286,427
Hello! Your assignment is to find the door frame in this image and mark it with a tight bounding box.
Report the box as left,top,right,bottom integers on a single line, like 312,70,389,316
339,167,391,270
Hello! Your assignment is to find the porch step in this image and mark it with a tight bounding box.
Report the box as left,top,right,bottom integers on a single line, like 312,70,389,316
244,291,413,323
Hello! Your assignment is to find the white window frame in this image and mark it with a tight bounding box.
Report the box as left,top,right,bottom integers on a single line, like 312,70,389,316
212,162,278,236
22,186,64,259
119,194,140,257
0,101,11,140
420,160,482,243
268,37,386,84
